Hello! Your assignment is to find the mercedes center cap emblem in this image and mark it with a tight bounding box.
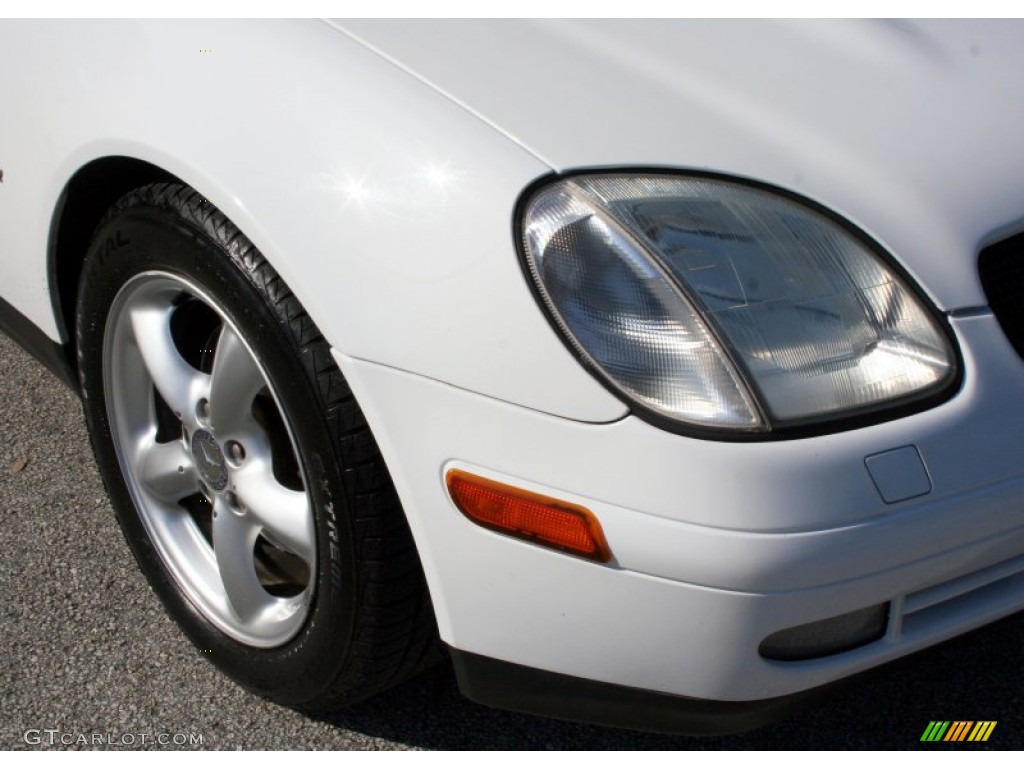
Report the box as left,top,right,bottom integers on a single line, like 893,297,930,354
191,429,228,491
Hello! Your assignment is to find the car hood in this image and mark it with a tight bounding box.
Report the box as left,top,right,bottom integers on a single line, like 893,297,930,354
337,19,1024,311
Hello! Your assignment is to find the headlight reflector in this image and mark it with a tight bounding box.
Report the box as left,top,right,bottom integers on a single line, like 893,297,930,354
521,175,955,433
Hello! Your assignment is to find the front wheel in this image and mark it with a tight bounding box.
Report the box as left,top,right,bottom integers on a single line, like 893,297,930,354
76,183,438,708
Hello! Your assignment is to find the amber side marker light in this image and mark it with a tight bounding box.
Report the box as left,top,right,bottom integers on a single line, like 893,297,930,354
445,469,612,563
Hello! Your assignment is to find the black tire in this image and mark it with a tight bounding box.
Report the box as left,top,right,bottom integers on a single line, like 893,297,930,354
75,182,438,709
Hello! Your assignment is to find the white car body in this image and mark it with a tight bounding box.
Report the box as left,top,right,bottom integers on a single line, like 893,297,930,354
2,19,1023,732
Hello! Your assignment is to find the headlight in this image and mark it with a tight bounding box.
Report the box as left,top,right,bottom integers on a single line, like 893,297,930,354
520,174,957,435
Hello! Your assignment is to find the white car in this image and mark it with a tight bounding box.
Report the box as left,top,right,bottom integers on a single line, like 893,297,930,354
2,19,1023,735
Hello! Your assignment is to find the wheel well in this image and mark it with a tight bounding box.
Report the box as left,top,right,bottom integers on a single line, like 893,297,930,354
51,156,177,348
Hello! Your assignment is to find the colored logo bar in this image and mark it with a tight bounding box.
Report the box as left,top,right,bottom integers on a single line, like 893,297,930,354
920,721,997,742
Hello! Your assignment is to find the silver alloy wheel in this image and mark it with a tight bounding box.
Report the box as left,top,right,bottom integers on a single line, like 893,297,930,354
103,271,315,647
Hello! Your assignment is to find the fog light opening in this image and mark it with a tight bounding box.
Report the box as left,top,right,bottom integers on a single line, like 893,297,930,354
759,603,890,661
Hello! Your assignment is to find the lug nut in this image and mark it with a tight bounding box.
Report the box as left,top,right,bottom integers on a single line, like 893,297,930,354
226,441,245,463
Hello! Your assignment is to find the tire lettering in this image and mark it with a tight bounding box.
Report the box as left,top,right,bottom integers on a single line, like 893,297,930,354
102,230,129,257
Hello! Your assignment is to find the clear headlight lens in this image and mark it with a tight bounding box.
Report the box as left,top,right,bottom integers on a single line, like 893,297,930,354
521,175,956,433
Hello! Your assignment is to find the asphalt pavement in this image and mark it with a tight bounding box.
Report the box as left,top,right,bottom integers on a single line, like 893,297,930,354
2,331,1022,750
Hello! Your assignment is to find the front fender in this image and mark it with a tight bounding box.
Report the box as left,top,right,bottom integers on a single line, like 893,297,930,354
0,19,626,423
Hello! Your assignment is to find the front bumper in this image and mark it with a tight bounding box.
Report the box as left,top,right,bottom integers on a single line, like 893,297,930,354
333,312,1024,714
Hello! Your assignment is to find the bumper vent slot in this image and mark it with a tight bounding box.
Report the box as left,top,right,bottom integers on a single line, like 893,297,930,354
901,554,1024,638
979,231,1024,358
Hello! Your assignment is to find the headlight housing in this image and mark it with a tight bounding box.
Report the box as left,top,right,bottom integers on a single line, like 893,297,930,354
520,174,957,436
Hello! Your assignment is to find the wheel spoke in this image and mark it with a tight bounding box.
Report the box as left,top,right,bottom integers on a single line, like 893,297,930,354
208,324,266,436
138,439,198,502
233,464,315,565
212,500,269,623
129,302,207,421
